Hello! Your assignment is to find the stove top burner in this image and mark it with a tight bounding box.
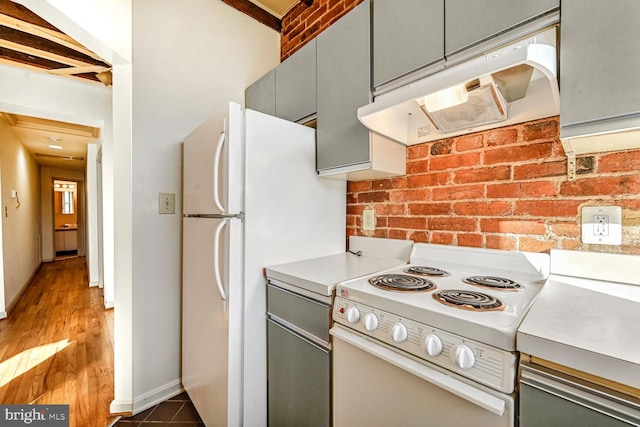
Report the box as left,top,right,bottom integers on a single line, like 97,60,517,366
404,266,450,277
433,289,505,311
463,276,524,290
369,274,436,292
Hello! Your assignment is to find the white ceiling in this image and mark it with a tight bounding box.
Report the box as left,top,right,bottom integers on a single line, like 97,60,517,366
251,0,299,18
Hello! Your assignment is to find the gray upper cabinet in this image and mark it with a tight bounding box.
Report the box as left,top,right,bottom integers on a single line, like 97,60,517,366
560,0,640,129
276,39,317,123
245,69,276,116
445,0,559,56
316,0,371,172
373,0,444,88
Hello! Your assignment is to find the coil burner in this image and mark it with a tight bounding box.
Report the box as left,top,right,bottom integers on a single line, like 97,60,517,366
433,289,505,311
404,266,450,277
463,276,524,290
368,274,436,292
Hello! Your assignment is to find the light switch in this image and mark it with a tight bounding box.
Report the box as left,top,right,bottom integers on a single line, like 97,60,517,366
581,206,622,245
158,193,175,214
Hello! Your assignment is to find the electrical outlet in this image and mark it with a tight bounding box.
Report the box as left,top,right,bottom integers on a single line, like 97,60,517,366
158,193,175,214
581,206,622,245
362,209,375,231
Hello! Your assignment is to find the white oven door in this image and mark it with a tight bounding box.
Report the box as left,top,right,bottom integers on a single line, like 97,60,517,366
331,325,514,427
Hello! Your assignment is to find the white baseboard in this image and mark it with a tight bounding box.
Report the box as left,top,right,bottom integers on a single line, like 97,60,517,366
109,399,133,416
89,281,99,287
104,300,114,309
0,311,7,320
132,379,184,415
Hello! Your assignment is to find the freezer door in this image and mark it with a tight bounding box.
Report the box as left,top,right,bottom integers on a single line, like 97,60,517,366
183,101,243,215
182,216,243,427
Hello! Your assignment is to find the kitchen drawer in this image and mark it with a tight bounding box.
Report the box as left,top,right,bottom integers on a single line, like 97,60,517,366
267,283,331,341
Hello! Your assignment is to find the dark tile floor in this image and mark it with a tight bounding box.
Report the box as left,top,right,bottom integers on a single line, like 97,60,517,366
113,392,204,426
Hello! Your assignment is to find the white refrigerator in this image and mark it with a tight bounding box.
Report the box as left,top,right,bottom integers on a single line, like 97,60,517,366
182,101,346,427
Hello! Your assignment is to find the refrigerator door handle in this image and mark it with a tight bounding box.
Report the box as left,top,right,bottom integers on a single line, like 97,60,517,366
213,218,228,312
212,131,226,214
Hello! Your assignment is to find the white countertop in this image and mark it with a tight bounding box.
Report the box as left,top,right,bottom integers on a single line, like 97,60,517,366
517,250,640,389
265,252,407,296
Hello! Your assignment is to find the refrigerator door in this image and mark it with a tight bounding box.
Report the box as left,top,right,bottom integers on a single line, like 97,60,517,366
182,216,243,427
183,102,243,215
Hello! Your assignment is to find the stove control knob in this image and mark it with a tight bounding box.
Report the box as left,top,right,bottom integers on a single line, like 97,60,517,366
363,313,379,331
346,307,360,324
391,323,408,343
450,344,475,369
424,334,443,357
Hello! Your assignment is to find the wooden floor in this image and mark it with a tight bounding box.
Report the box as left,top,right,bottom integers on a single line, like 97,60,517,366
0,257,117,427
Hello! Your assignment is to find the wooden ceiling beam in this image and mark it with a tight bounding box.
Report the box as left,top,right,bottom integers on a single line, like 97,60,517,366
0,0,58,31
222,0,281,32
0,52,98,82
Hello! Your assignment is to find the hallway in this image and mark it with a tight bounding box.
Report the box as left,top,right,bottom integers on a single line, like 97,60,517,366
0,257,116,426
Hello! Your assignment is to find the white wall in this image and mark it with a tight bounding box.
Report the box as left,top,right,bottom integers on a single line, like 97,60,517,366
129,0,279,412
0,120,41,315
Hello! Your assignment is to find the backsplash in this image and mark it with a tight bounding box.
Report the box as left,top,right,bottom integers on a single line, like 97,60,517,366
347,117,640,254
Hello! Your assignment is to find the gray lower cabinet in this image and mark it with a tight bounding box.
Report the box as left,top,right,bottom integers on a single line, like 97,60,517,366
276,39,316,123
373,0,444,88
245,68,275,116
444,0,559,56
560,0,640,133
316,0,371,172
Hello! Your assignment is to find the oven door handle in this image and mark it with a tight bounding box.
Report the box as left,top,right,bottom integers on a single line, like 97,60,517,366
331,325,506,417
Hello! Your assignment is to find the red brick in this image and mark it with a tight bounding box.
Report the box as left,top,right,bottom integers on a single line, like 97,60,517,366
389,230,409,240
523,119,559,141
513,161,566,180
458,233,483,247
375,204,406,215
560,175,640,197
407,172,450,188
407,159,429,174
430,153,481,170
428,217,477,231
484,142,553,165
519,238,558,253
551,222,581,237
409,231,429,243
431,139,454,155
347,193,357,204
480,219,547,234
486,128,518,146
598,150,640,173
486,235,517,250
514,200,582,217
347,205,365,216
357,191,389,203
371,229,388,238
431,232,455,245
620,200,640,210
455,134,484,152
388,217,427,230
561,240,583,250
407,143,431,160
371,177,407,190
453,166,511,184
347,181,371,192
390,189,430,202
374,216,387,228
487,182,557,198
432,184,484,201
346,215,357,227
408,203,452,216
453,201,511,216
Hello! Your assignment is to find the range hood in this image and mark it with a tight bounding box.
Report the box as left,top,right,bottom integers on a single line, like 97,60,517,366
358,28,559,145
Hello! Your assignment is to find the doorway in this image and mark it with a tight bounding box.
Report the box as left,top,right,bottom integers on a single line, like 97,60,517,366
53,179,79,259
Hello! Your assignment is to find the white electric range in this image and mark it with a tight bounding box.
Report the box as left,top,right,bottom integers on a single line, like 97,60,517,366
330,243,549,427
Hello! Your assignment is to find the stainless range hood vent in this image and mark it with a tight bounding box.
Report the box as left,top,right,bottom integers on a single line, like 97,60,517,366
358,28,559,145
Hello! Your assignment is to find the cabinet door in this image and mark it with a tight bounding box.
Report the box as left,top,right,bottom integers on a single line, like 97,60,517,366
560,0,640,127
317,0,371,172
445,0,558,56
276,39,316,122
373,0,444,87
245,69,275,116
66,230,78,251
55,231,65,252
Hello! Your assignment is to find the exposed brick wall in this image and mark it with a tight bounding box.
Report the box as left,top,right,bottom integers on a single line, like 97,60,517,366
347,117,640,254
281,0,364,60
